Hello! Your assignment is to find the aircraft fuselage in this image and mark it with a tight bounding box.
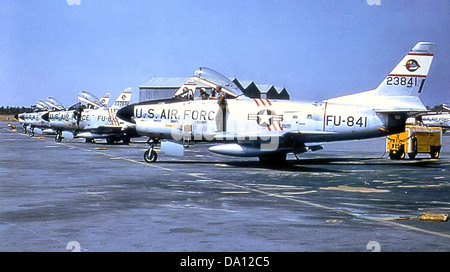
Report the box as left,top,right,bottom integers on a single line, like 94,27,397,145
131,98,389,144
47,108,122,131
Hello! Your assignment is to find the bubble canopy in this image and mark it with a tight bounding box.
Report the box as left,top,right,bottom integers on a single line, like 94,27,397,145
193,67,243,98
77,91,104,108
45,97,65,110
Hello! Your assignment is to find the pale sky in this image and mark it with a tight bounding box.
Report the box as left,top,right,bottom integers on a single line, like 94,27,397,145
1,0,449,107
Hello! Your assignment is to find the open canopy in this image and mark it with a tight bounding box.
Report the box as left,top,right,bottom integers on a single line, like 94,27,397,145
45,97,65,111
193,67,243,98
77,91,105,109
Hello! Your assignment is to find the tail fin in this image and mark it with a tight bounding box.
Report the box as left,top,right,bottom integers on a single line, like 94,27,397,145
111,88,133,109
375,42,435,96
327,42,436,111
99,93,111,107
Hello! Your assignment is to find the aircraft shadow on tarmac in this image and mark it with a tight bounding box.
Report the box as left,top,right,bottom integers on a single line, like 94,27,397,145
67,140,445,171
288,157,443,168
152,156,444,172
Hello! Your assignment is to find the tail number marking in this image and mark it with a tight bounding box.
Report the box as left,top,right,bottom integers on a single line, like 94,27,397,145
326,116,368,127
386,76,418,87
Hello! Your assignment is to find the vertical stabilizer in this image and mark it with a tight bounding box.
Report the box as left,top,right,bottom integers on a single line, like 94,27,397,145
327,42,436,111
375,42,435,96
112,88,133,109
99,93,111,107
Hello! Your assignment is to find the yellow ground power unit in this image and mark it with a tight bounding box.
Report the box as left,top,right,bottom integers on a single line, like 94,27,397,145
386,126,442,160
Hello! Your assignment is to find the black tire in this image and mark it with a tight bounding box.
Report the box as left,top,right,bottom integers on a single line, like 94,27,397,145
144,149,158,163
408,137,417,159
389,149,405,160
122,137,131,145
430,147,441,159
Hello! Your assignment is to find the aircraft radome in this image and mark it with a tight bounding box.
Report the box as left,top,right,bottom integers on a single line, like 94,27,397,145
117,42,436,164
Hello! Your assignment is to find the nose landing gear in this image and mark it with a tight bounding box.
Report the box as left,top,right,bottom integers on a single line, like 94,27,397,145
55,130,63,142
144,138,160,163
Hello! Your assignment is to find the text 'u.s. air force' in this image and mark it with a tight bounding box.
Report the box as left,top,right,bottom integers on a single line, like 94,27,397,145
135,108,216,121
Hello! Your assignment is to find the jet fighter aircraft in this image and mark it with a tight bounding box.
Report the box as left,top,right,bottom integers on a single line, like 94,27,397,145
45,88,139,143
421,104,450,131
117,42,436,163
17,97,66,137
17,93,112,137
406,103,450,131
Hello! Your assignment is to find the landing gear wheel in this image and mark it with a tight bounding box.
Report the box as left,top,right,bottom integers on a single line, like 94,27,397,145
29,130,35,137
144,149,158,163
55,133,62,142
122,137,131,145
144,138,160,163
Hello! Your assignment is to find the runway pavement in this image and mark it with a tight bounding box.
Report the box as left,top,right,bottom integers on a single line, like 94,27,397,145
1,122,450,252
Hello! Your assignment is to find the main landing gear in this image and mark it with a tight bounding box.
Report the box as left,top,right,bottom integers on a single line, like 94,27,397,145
144,138,160,163
28,127,35,137
55,130,63,142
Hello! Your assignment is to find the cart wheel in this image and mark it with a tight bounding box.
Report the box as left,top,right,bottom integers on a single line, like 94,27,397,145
389,146,405,160
409,137,417,159
389,150,405,160
430,147,440,159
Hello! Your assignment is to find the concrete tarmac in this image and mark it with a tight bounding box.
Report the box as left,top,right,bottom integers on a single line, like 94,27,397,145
1,122,450,252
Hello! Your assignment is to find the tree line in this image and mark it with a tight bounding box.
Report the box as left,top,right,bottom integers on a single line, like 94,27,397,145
0,106,33,115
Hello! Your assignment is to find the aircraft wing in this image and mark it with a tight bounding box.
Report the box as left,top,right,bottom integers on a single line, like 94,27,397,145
212,130,336,143
208,130,332,156
283,130,337,144
375,109,429,116
95,126,124,133
212,130,285,141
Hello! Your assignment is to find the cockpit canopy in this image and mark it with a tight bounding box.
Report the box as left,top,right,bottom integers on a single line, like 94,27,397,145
77,91,105,109
35,101,50,111
193,67,243,98
45,97,65,111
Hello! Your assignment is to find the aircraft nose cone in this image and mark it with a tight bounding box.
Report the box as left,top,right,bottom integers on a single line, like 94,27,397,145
16,113,25,122
42,112,49,122
117,104,135,123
